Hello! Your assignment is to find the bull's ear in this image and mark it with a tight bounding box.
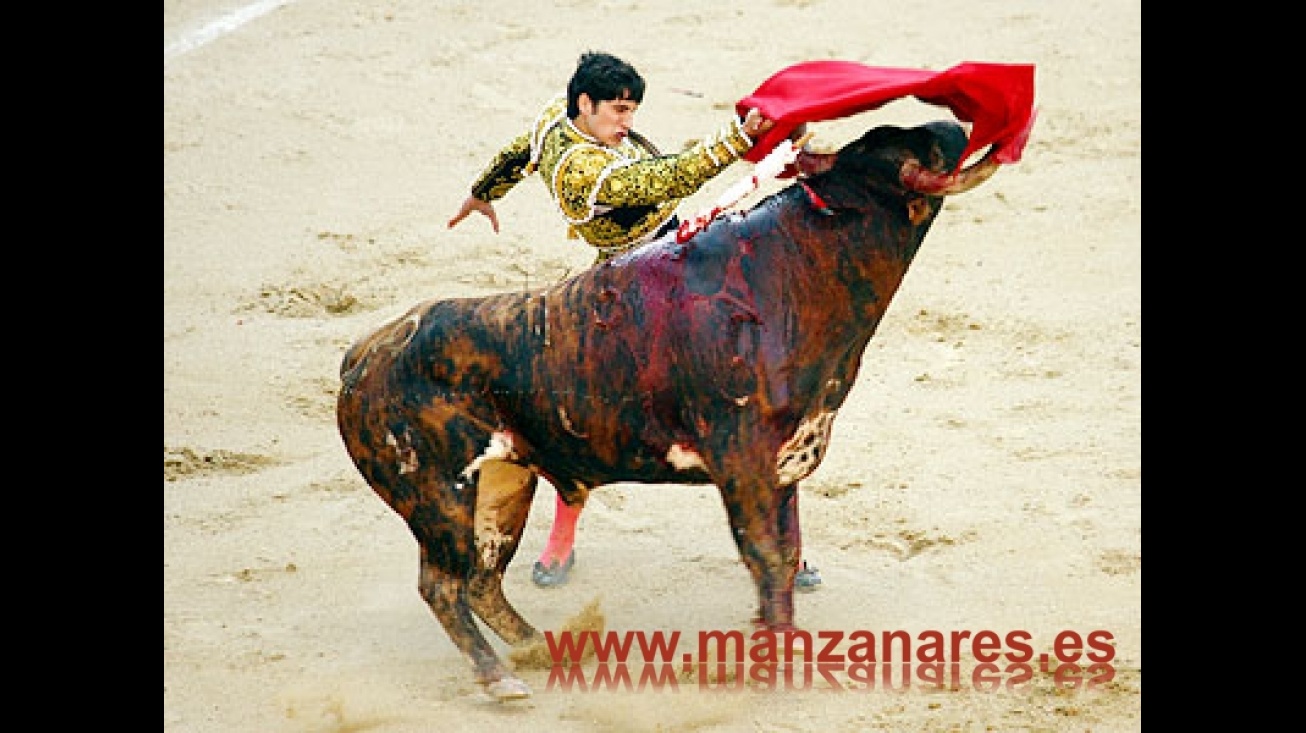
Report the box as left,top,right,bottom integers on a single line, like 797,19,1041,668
796,150,837,178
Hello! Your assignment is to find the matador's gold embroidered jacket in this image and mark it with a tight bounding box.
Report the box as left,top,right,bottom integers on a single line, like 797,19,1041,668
468,94,755,261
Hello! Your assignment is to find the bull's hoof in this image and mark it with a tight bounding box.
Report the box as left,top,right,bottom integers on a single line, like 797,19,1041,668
531,551,575,587
795,561,822,592
485,676,532,701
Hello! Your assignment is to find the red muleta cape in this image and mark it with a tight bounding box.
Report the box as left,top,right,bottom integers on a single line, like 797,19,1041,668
737,60,1036,172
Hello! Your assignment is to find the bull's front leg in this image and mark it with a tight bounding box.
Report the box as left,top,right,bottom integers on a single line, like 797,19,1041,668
714,466,801,630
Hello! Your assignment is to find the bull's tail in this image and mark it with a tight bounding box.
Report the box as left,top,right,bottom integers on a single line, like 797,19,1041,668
339,308,423,390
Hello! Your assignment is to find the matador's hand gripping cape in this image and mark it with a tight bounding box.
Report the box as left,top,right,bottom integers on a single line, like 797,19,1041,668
738,60,1036,172
673,60,1036,243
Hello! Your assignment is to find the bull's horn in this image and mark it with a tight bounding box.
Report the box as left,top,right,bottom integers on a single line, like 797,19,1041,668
900,147,1001,196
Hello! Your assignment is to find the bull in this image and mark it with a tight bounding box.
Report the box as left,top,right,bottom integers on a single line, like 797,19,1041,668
336,118,1002,699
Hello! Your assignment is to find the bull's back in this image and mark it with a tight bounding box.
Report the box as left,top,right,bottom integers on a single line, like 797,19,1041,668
342,292,545,394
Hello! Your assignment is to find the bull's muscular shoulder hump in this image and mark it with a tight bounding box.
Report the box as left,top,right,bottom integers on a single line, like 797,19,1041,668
551,144,618,223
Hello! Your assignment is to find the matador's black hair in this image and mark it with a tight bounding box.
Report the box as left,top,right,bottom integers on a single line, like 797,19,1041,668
567,51,645,118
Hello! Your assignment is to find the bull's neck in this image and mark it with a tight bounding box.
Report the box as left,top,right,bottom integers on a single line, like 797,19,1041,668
776,182,929,267
757,184,931,323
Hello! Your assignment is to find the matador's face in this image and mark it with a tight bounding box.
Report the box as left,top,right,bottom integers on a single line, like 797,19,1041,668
575,94,639,148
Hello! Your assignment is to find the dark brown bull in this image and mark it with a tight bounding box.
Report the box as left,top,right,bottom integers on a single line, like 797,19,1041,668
336,119,1002,699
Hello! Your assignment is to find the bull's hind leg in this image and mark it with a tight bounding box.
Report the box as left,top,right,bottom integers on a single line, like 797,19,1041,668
347,417,535,698
416,548,528,698
338,314,540,700
467,460,540,646
422,460,541,701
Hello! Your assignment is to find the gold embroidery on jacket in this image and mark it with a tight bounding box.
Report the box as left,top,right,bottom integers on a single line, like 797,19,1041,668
467,94,754,256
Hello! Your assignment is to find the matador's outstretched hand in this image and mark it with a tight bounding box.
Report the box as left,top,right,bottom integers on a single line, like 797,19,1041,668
448,196,500,233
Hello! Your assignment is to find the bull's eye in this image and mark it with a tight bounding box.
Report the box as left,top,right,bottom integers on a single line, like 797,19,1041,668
906,198,931,225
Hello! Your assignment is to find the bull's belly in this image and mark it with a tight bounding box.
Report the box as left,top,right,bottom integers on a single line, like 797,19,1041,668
527,440,715,489
520,408,838,490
